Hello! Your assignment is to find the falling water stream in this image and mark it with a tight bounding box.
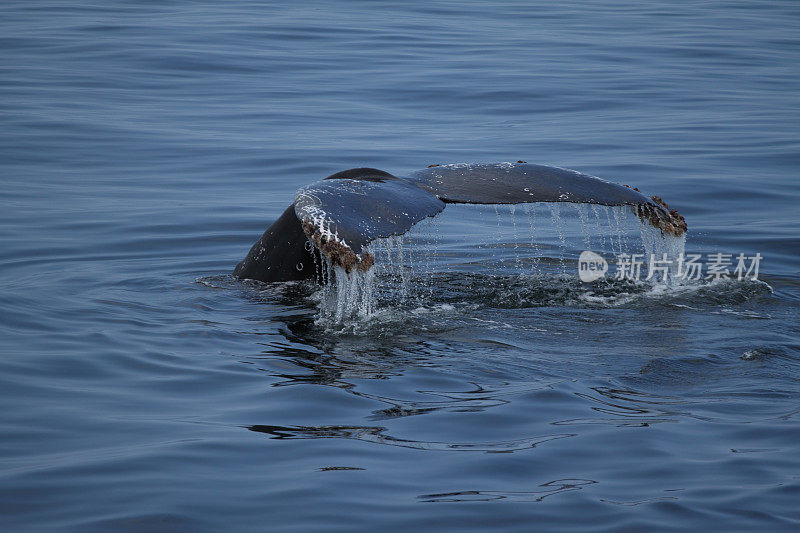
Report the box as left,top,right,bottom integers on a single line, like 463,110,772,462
313,203,697,328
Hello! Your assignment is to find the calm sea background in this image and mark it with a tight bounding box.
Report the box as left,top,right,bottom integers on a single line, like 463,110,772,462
2,1,799,531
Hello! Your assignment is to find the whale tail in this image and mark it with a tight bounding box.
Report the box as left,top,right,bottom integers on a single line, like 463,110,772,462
235,162,686,282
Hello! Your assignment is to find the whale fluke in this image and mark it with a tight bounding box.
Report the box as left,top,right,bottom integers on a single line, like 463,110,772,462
295,170,445,273
410,163,658,206
234,163,686,282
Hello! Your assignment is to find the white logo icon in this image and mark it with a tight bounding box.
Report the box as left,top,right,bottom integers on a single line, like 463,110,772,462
578,251,608,282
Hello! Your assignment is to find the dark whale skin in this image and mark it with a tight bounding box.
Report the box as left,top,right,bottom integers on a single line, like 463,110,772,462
233,204,315,282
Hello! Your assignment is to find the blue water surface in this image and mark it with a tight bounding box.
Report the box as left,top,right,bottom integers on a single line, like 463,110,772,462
1,1,799,531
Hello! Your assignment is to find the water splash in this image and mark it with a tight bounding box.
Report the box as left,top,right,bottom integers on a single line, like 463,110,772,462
316,261,376,324
548,203,567,268
639,223,687,283
308,201,724,330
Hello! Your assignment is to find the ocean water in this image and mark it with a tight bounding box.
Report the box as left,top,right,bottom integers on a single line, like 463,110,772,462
2,1,799,531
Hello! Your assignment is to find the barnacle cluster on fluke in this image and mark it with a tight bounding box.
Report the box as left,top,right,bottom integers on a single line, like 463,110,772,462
301,219,375,274
621,184,687,237
638,195,688,237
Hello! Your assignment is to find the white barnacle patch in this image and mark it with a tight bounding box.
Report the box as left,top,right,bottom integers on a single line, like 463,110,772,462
295,188,347,249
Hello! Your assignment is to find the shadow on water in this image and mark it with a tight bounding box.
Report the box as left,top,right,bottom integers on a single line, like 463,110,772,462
418,479,600,503
246,424,574,453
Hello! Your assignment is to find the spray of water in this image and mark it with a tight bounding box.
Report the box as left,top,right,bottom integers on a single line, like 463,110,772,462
315,255,376,323
312,202,689,327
